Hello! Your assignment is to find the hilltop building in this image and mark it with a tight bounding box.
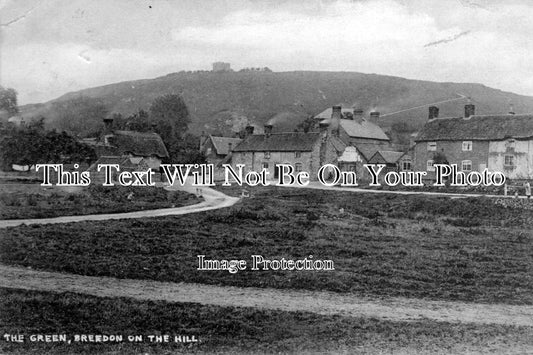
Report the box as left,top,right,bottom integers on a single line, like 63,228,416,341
212,62,231,72
414,104,533,180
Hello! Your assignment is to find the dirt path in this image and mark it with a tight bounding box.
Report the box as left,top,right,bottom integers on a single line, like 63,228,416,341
286,181,518,199
0,183,239,228
2,264,532,327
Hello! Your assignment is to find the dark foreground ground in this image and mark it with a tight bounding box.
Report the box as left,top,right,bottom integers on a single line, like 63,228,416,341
1,186,532,304
1,288,532,355
0,183,200,219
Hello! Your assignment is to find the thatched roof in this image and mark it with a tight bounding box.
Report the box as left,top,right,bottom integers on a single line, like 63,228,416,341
416,114,533,142
107,130,169,158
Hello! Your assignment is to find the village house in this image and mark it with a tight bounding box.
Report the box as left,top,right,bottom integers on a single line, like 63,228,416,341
90,117,169,170
230,120,345,180
313,106,391,148
199,134,242,166
414,104,533,180
368,150,412,172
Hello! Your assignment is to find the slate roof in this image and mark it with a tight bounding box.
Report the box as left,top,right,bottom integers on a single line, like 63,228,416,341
108,130,169,158
339,119,390,141
232,132,321,152
209,136,242,155
354,145,380,161
415,114,533,142
369,150,406,164
315,107,390,141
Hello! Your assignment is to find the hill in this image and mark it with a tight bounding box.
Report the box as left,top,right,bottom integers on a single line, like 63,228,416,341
18,71,533,136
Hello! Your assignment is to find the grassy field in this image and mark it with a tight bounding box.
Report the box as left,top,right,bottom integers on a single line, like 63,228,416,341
1,287,532,354
0,183,201,219
1,186,532,304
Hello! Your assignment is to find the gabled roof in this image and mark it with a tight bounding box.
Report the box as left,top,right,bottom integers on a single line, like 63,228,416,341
209,136,242,155
88,156,149,172
354,145,380,161
369,150,406,164
339,119,390,141
315,107,389,141
232,132,321,152
415,114,533,142
329,135,347,153
108,130,169,158
338,146,363,163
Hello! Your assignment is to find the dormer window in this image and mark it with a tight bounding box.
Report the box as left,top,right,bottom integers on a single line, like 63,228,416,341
462,141,472,151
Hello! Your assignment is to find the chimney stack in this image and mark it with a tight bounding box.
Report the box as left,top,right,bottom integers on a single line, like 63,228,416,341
353,109,364,121
428,106,439,120
509,103,515,115
264,123,273,137
245,125,255,136
331,105,342,137
103,117,114,134
464,102,475,118
369,111,380,121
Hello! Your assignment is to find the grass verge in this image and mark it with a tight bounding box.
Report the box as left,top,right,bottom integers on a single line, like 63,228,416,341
0,184,200,219
1,186,532,304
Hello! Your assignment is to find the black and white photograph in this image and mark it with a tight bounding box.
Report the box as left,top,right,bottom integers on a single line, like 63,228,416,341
1,0,533,354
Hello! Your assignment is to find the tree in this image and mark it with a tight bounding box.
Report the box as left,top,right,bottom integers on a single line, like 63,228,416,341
149,94,191,159
0,120,96,170
149,94,190,138
296,115,317,133
0,86,18,115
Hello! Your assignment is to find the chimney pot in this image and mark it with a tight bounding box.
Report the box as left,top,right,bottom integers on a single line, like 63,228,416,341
465,103,475,118
331,106,342,137
370,111,380,120
103,117,114,133
245,125,255,136
264,124,273,137
428,106,439,120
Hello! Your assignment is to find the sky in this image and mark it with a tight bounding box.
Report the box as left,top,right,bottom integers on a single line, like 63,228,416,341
1,0,533,104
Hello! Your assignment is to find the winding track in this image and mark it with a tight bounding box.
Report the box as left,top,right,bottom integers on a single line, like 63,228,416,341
1,183,532,327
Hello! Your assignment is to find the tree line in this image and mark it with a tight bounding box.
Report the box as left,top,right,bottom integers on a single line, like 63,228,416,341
0,86,204,170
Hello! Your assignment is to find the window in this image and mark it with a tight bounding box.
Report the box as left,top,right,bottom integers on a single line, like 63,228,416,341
461,160,472,171
402,161,412,171
262,162,269,169
462,141,472,151
206,148,212,155
295,151,301,158
504,155,515,167
295,163,303,173
264,152,271,159
427,142,437,151
506,139,516,149
427,160,435,172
